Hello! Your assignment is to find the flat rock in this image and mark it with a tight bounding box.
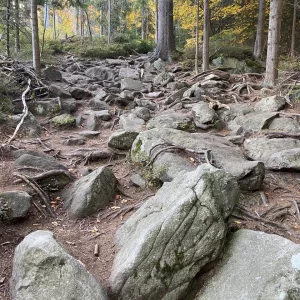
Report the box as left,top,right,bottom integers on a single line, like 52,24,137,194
51,114,76,128
85,66,114,81
119,113,145,131
49,84,72,98
119,68,140,80
10,230,108,300
110,165,240,300
108,130,139,150
62,166,116,219
146,113,196,132
227,112,278,133
244,137,300,170
0,191,31,223
121,78,143,91
165,87,188,105
254,95,286,112
268,117,300,133
131,128,264,190
198,229,300,300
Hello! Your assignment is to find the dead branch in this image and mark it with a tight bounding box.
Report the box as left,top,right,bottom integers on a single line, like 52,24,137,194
14,172,56,218
291,200,300,220
260,191,268,205
7,79,31,144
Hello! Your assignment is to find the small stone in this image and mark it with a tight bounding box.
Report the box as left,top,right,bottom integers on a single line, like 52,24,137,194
130,174,146,188
108,130,139,150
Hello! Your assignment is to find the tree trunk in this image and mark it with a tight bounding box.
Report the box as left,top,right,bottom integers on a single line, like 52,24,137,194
195,0,199,74
53,7,56,40
107,0,111,44
85,9,93,41
253,0,266,59
290,0,297,57
31,0,41,76
202,0,210,71
76,7,80,35
155,0,158,44
153,0,175,61
141,7,146,40
99,8,104,36
14,0,20,53
264,0,283,87
6,0,10,57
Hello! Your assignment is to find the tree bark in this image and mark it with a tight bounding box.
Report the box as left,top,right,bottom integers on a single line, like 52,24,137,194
152,0,175,61
253,0,266,59
107,0,111,44
155,0,158,44
6,0,10,57
31,0,41,76
290,0,297,57
202,0,210,71
53,7,56,40
14,0,20,53
76,7,80,35
264,0,282,87
99,8,104,36
195,0,199,74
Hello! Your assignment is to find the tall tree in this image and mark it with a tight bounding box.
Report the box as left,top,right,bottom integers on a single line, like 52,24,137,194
202,0,210,71
107,0,111,44
290,0,297,57
253,0,266,59
195,0,199,74
31,0,41,76
14,0,20,53
6,0,11,56
264,0,283,86
152,0,175,61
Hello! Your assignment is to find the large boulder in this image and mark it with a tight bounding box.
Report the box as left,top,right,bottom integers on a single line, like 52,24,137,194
254,95,286,112
119,68,140,80
121,78,143,91
244,137,300,170
10,230,108,300
110,165,240,300
62,166,116,218
108,130,139,150
198,229,300,300
131,128,264,191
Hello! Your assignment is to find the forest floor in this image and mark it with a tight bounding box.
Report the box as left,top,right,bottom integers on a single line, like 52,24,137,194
1,58,300,300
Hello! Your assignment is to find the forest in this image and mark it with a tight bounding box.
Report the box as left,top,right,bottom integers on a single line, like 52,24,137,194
0,0,299,85
2,1,300,300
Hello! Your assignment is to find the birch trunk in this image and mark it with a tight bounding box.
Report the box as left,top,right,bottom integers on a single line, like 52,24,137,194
31,0,41,76
253,0,266,59
264,0,282,87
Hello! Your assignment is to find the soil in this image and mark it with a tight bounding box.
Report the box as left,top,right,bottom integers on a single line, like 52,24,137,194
1,63,300,300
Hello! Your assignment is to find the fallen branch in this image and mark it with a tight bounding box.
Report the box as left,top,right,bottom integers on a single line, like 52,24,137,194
7,79,31,144
291,200,300,220
14,172,56,218
265,131,300,139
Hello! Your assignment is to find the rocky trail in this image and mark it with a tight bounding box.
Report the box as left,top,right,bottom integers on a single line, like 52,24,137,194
1,54,300,299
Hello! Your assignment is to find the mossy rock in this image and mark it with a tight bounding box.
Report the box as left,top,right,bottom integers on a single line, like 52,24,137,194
51,114,76,129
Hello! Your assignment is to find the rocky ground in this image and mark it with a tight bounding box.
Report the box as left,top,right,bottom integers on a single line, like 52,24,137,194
1,54,300,299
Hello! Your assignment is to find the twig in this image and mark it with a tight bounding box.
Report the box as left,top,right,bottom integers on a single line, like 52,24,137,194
260,191,268,206
32,200,47,218
7,79,31,144
291,200,300,220
14,172,56,218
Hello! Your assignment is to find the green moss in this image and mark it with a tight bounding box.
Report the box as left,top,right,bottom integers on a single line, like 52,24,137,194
132,139,143,159
51,114,76,128
177,122,196,132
